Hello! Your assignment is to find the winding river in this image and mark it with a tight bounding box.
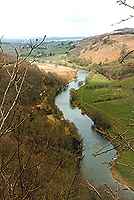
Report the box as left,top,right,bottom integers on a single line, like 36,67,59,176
55,70,134,200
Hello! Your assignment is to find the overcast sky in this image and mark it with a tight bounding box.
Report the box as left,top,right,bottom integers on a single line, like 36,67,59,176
0,0,134,38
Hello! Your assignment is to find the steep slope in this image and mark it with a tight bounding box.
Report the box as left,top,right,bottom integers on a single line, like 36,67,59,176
71,28,134,64
0,54,82,199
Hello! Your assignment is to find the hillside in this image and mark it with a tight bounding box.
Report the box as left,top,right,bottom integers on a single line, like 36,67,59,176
71,28,134,64
0,53,82,199
38,63,77,82
71,71,134,188
68,28,134,190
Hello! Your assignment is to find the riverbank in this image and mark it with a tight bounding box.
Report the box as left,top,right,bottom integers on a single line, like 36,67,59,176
112,162,134,190
71,71,134,188
32,66,83,198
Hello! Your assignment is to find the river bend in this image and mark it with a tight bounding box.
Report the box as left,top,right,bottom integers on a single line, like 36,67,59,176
55,70,134,200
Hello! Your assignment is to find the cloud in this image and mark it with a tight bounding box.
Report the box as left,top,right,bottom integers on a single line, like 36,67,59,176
0,0,134,38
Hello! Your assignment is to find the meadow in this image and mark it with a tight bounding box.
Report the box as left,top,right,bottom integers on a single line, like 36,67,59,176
72,72,134,186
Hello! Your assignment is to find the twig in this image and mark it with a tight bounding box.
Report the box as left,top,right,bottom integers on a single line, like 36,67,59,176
93,144,120,157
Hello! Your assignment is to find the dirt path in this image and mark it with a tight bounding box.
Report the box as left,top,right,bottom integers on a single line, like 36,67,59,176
37,63,77,82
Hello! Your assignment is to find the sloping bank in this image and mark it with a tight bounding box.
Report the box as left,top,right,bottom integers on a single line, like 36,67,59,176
0,57,82,199
70,72,134,189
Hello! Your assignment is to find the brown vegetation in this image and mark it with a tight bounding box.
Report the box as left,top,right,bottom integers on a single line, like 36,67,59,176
71,32,134,64
38,63,77,82
0,52,82,200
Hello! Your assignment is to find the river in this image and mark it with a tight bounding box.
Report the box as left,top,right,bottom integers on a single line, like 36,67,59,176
55,70,134,200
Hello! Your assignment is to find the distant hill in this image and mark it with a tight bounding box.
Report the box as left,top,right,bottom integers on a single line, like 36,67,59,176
113,27,134,35
3,36,83,44
71,28,134,64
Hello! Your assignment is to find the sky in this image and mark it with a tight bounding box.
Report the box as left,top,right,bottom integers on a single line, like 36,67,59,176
0,0,134,38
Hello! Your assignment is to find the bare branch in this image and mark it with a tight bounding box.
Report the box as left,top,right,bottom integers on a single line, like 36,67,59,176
117,0,134,10
119,49,134,63
80,179,103,199
93,144,120,157
19,35,46,64
0,66,28,134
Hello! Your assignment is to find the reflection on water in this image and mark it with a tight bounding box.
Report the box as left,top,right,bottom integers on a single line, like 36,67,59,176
55,70,134,200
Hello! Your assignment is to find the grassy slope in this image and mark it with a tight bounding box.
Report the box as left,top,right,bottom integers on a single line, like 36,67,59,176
72,73,134,187
71,33,134,64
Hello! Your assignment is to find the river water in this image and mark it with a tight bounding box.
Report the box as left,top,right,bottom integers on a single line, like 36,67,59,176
55,70,134,200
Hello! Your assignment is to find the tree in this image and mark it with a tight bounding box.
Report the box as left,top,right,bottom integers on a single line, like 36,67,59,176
0,36,50,199
0,36,82,200
116,0,134,63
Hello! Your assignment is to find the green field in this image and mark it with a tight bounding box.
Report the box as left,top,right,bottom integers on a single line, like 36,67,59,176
2,40,77,64
72,72,134,186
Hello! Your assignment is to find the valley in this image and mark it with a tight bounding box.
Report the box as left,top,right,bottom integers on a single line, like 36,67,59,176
70,29,134,192
1,30,134,199
0,51,82,199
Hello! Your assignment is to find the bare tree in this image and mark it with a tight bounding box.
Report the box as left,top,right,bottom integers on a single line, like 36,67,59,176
115,0,134,63
0,35,46,137
0,36,82,200
0,36,49,199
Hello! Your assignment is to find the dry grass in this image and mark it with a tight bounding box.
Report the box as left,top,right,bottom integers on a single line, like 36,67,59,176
73,33,134,64
37,63,77,82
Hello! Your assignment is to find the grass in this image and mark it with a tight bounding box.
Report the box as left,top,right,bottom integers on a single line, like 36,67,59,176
116,151,134,185
2,40,79,70
73,72,134,186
